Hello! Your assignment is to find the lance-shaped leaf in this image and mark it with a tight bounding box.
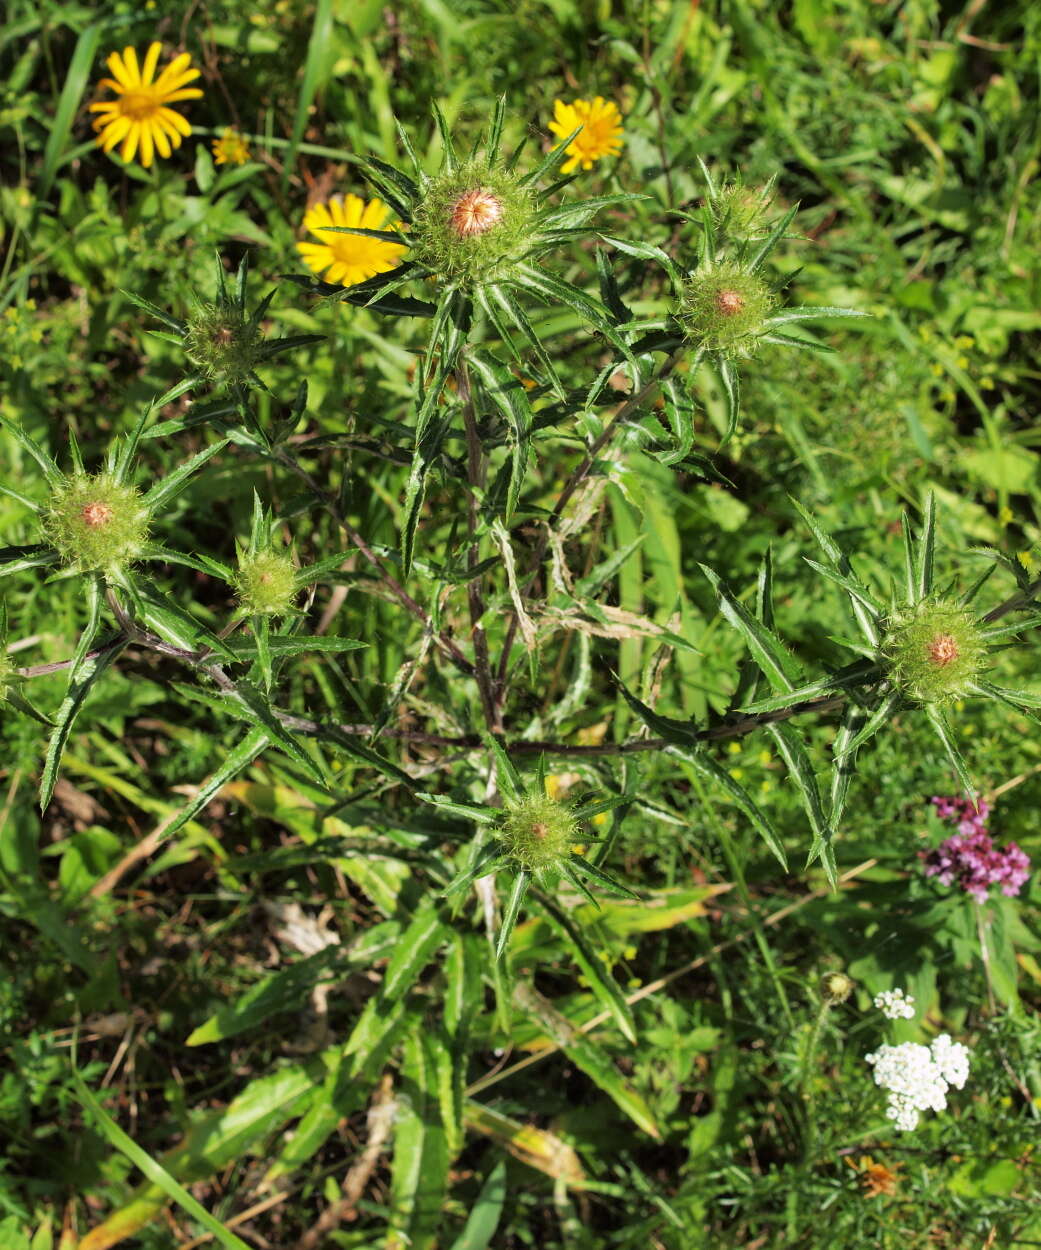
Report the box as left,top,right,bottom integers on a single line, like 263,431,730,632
616,678,699,744
141,438,230,512
0,412,62,484
388,1031,450,1250
40,632,125,811
517,125,582,187
764,305,871,326
790,497,881,647
740,659,878,715
924,703,976,799
915,491,937,600
830,701,869,830
747,201,799,272
468,349,533,521
700,564,800,693
716,354,741,444
531,889,637,1043
417,793,498,824
765,721,835,887
831,687,902,761
670,745,788,869
512,982,659,1137
496,870,531,960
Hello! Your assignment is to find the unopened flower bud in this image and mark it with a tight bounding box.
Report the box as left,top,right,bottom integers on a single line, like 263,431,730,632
410,161,534,284
820,971,854,1004
498,794,579,874
233,548,298,617
678,261,776,355
880,599,987,704
42,472,150,572
184,301,262,387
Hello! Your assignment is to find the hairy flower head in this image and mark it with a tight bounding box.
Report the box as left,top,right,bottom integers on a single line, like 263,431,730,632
43,472,150,573
548,97,624,174
212,127,250,166
183,301,263,387
678,261,777,355
497,793,579,874
880,599,987,704
89,43,202,168
233,548,298,617
409,161,535,284
297,194,406,288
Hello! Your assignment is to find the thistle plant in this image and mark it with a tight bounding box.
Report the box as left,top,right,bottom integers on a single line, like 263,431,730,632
3,80,1040,1249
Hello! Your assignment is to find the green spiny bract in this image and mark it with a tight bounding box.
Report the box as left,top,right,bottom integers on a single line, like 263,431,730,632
233,548,299,617
0,650,13,704
880,599,988,705
712,179,776,240
677,261,777,356
183,300,263,388
497,792,579,874
42,471,150,573
409,160,535,285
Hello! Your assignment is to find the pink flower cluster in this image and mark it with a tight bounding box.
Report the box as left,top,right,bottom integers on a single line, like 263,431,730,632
923,796,1031,903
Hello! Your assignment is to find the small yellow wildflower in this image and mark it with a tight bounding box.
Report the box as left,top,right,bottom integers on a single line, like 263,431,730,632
213,127,250,166
297,194,406,287
89,43,202,168
548,96,624,174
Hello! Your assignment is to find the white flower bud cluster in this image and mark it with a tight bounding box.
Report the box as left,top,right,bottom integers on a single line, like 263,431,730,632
865,1035,970,1131
873,987,916,1020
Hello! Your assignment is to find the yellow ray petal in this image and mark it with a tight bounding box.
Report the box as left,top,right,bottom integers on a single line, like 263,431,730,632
120,123,141,164
121,46,141,86
141,42,162,86
105,51,134,88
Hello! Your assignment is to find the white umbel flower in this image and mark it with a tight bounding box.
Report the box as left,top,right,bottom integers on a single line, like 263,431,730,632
931,1033,971,1089
865,1036,971,1131
874,987,916,1020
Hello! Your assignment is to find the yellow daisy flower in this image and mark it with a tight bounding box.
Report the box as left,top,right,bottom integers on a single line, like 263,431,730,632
297,195,407,287
213,127,250,166
548,96,624,174
89,43,202,168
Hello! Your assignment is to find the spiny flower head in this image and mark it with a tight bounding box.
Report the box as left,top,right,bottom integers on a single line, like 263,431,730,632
409,160,535,284
678,260,777,356
89,43,202,168
183,301,263,387
497,792,579,874
42,471,150,573
880,598,988,704
212,128,250,166
297,194,407,288
548,97,624,173
233,548,298,618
